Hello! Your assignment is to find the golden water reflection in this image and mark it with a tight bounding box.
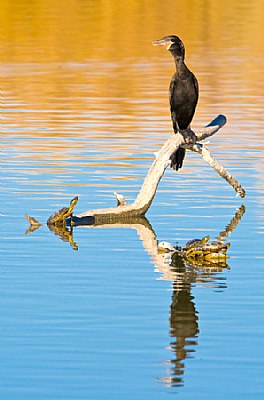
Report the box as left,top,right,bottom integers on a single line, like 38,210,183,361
1,0,264,61
2,0,264,182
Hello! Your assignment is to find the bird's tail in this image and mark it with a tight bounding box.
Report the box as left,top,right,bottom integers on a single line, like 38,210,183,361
170,147,186,171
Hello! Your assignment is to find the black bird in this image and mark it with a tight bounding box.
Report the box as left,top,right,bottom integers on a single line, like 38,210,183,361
153,35,199,170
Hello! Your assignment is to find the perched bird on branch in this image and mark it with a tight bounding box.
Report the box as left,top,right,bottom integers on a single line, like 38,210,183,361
153,35,199,170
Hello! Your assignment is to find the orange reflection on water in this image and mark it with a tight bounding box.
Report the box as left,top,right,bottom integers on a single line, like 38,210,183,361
2,0,264,180
1,0,264,61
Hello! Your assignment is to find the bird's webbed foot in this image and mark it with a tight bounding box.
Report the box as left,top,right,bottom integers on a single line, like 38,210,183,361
170,147,186,171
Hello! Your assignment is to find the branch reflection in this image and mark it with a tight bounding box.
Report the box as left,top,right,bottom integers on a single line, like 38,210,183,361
25,204,246,387
71,204,245,387
157,204,245,387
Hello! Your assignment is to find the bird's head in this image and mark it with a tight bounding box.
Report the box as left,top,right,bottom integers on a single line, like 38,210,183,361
152,35,185,59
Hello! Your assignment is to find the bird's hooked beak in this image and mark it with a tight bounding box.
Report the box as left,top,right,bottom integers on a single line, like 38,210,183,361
152,38,173,50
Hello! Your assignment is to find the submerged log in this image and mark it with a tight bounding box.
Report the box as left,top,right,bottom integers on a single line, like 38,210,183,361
72,115,245,225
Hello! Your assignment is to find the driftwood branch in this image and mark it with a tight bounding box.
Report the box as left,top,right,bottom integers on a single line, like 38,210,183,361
194,114,227,141
72,114,246,225
190,144,246,198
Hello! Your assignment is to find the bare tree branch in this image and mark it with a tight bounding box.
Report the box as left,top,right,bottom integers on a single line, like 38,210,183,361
190,143,246,198
195,114,227,141
73,115,245,224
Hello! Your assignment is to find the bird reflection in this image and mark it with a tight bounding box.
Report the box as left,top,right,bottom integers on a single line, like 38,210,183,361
161,252,228,387
167,267,199,386
25,201,246,387
158,205,245,387
168,294,198,385
69,205,245,387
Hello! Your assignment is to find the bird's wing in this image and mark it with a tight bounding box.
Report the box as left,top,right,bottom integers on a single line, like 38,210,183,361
192,73,199,101
169,78,179,132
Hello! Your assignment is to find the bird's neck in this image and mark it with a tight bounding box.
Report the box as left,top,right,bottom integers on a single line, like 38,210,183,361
174,57,188,77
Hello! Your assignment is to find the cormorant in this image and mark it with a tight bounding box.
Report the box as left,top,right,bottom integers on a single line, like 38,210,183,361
153,35,199,170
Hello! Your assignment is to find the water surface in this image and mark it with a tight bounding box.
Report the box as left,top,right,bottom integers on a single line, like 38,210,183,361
1,1,264,399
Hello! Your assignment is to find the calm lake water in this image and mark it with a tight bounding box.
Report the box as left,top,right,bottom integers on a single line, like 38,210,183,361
1,1,264,399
